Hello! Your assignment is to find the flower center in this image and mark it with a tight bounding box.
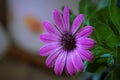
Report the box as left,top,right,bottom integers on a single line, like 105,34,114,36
61,33,76,51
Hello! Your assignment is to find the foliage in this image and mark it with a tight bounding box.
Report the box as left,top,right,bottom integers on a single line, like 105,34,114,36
70,0,120,79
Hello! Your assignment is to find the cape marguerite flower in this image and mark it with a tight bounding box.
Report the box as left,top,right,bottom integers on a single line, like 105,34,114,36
40,6,95,76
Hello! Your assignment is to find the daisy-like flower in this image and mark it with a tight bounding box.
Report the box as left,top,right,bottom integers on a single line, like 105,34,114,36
40,6,96,76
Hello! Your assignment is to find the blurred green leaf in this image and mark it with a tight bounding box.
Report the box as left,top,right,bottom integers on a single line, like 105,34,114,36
90,18,113,42
87,55,107,72
84,61,88,72
96,7,109,24
79,0,92,13
86,61,106,73
111,64,120,80
107,54,114,67
116,45,120,64
100,53,111,58
118,0,120,9
106,34,119,48
91,45,110,58
109,0,120,31
93,73,100,80
108,20,120,37
96,0,109,12
100,53,114,67
79,0,96,25
105,72,112,80
87,52,114,73
70,14,76,26
77,0,120,79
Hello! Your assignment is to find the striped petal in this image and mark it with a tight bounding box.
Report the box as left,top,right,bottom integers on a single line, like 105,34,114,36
71,50,84,72
63,6,70,32
54,51,67,76
43,21,61,36
77,48,94,62
76,26,94,38
66,52,76,75
53,9,66,33
71,14,84,34
76,37,96,49
39,42,61,56
45,49,62,68
40,33,59,43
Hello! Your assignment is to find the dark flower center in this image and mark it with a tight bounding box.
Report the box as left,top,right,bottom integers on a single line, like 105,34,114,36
61,33,76,51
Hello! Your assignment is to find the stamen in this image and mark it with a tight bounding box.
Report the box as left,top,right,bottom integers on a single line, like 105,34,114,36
61,33,76,51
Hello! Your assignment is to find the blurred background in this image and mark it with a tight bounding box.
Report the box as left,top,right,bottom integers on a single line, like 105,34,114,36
0,0,81,80
0,0,118,80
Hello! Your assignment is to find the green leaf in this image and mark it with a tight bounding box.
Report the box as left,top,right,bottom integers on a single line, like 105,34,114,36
106,34,119,48
84,61,88,72
79,0,92,13
100,53,114,67
91,45,110,58
105,72,112,80
107,54,114,67
95,0,109,12
90,18,113,41
93,73,101,80
87,53,114,73
70,14,76,26
108,20,120,37
86,59,107,73
116,45,120,64
87,54,107,72
111,64,120,80
118,0,120,9
96,7,109,24
109,0,120,31
79,0,96,25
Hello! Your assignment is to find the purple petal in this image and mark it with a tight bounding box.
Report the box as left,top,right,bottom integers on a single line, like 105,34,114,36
71,14,84,34
43,21,61,36
76,26,94,38
39,42,61,56
71,50,84,72
66,52,76,76
77,48,94,62
54,51,67,76
40,33,59,43
63,6,70,32
53,9,66,33
45,49,62,68
76,37,96,49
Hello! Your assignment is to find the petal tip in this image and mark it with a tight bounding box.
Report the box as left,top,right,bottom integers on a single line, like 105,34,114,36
54,68,62,76
80,14,84,18
39,48,46,57
39,49,43,56
45,61,52,68
64,6,69,10
52,9,59,15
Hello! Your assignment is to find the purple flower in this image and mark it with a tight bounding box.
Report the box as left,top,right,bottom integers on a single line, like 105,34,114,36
40,6,96,76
